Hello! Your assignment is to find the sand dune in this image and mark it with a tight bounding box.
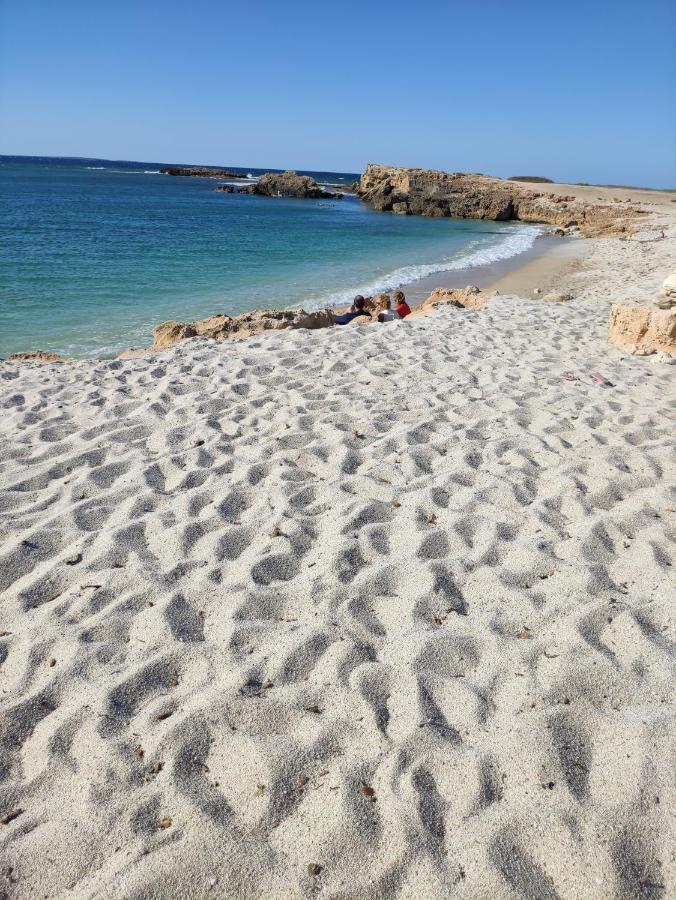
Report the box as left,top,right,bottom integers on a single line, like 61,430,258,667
1,215,675,898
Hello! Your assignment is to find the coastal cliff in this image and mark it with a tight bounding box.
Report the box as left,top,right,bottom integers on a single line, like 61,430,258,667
357,164,643,236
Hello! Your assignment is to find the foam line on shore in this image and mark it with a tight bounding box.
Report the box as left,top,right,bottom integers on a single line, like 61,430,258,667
308,223,543,310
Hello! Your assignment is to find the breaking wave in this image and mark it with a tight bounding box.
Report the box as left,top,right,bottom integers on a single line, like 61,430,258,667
309,224,542,309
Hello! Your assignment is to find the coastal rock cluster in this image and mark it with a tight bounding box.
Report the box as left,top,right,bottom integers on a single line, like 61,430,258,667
160,166,244,178
607,272,676,356
357,164,642,236
234,171,341,199
119,288,492,355
419,285,487,311
2,350,64,364
150,307,334,350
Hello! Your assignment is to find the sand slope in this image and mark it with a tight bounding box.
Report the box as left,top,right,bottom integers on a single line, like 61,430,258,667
1,223,675,899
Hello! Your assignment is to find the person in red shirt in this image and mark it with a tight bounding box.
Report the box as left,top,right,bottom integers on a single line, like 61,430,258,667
393,290,411,318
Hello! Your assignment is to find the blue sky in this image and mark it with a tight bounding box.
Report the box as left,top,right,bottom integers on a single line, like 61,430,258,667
1,0,675,186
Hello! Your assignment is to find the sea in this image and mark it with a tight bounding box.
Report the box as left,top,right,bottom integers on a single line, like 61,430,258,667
0,156,541,358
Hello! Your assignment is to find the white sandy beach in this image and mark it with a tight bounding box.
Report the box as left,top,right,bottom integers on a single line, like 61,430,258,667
1,198,675,899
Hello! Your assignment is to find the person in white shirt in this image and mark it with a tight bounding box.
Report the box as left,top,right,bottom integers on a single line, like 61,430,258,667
376,295,401,323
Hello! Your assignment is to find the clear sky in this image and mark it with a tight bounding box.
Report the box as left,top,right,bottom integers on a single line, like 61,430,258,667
1,0,675,187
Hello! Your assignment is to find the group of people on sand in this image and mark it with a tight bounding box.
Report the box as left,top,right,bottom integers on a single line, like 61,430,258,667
327,291,411,326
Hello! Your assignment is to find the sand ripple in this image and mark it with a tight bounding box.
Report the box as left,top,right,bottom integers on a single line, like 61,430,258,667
0,292,674,898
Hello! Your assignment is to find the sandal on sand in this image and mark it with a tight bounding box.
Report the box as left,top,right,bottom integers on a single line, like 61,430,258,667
561,371,579,382
590,373,614,387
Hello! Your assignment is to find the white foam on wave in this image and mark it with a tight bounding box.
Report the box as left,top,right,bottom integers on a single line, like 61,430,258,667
86,166,105,170
305,224,543,310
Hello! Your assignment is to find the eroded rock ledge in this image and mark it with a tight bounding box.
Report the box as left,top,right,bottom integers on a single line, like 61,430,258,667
357,164,643,236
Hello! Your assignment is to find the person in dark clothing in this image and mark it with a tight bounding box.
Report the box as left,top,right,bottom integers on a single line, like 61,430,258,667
327,295,371,325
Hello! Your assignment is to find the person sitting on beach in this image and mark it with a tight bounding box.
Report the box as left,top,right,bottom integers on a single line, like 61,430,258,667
376,295,401,323
327,295,371,325
393,290,411,318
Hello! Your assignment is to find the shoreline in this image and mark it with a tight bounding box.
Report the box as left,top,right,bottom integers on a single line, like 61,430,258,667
1,227,577,362
3,170,674,362
397,234,585,311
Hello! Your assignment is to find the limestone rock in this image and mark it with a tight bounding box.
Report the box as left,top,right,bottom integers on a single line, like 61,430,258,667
608,304,676,356
4,351,64,363
655,272,676,309
357,164,642,236
150,308,333,351
152,321,198,349
541,292,573,302
161,167,243,178
662,272,676,294
116,348,150,360
421,287,487,312
239,171,341,200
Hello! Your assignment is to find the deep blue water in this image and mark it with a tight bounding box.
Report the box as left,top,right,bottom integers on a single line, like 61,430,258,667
0,156,539,357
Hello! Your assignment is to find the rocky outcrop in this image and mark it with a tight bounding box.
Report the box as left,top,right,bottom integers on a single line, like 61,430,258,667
608,304,676,356
148,307,334,352
540,291,574,302
3,351,64,363
161,167,244,178
357,164,642,236
655,272,676,309
420,286,487,312
508,176,554,183
237,171,341,199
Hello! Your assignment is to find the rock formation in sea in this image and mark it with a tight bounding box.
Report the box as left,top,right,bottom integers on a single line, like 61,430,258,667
235,171,341,199
357,164,642,235
160,167,245,178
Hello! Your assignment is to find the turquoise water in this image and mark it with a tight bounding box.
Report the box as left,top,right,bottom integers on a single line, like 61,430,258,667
0,156,540,357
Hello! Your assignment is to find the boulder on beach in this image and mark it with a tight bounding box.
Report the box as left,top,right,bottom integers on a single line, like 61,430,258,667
541,291,574,302
420,287,488,312
152,321,199,349
608,303,676,356
655,272,676,309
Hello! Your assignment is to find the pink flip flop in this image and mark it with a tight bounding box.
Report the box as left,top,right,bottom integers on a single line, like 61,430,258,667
561,371,579,382
590,373,614,387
